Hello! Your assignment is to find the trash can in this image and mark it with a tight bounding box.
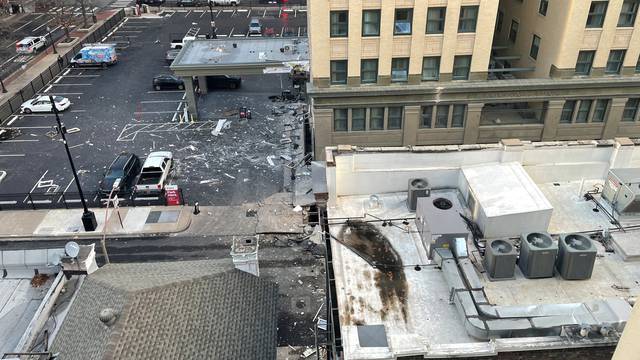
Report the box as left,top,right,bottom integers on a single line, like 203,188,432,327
165,185,182,206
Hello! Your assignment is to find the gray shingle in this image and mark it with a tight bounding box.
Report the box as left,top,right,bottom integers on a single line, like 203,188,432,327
51,259,278,360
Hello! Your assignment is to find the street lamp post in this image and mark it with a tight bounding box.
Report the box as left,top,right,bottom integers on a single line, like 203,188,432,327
207,0,217,39
49,95,97,231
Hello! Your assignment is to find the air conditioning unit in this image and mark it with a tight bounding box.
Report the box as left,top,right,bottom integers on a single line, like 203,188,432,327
407,178,429,212
557,233,597,280
484,239,517,281
518,232,557,279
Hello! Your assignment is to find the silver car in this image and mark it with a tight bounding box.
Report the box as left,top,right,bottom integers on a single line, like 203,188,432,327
249,18,262,35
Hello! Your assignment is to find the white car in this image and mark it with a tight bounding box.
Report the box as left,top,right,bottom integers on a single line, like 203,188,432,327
209,0,239,5
249,18,262,35
15,36,47,55
20,96,71,114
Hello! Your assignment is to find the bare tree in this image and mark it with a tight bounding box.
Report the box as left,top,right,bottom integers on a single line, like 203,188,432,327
48,0,76,40
75,0,93,28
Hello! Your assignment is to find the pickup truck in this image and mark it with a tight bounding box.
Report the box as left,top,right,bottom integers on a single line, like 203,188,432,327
135,151,173,194
170,26,199,49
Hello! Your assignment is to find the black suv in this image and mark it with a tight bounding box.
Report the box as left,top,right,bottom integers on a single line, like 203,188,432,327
99,153,141,196
153,74,184,90
205,75,242,89
176,0,201,6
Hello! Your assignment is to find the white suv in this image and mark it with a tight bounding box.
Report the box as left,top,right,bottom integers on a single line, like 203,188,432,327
209,0,239,5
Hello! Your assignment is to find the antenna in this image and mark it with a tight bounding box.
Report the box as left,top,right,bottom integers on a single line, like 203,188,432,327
65,241,80,258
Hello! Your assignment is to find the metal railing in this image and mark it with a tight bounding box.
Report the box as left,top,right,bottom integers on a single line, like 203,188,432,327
0,9,126,123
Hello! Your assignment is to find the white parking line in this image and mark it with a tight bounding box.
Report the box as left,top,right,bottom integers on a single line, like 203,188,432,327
32,19,53,32
69,109,86,113
246,8,251,18
147,90,184,94
262,9,266,17
1,55,18,67
6,41,17,49
1,139,38,143
200,10,207,18
0,154,26,157
39,92,83,96
140,100,185,103
43,85,53,93
51,83,92,86
13,20,34,32
58,75,100,78
54,77,62,84
134,111,179,114
229,27,234,36
7,116,19,126
26,170,48,199
62,69,71,76
185,10,191,17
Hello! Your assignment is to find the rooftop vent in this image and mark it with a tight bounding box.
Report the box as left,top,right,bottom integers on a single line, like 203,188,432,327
99,308,118,326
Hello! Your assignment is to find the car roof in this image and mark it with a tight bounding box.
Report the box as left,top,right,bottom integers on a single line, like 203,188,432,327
110,153,136,169
18,37,40,44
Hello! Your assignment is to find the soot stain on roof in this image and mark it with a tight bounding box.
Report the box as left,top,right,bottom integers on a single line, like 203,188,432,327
339,220,408,322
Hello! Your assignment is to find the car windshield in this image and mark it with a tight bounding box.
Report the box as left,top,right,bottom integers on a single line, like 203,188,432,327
53,96,65,103
251,21,260,26
105,169,125,179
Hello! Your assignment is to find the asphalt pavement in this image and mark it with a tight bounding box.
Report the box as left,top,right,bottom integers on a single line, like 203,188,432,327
0,8,307,207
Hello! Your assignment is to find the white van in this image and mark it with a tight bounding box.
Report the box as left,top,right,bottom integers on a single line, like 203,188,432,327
15,36,47,55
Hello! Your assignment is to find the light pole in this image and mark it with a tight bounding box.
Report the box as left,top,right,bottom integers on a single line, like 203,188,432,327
49,95,97,231
207,0,217,39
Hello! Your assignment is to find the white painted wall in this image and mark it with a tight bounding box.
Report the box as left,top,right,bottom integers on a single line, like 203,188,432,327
329,142,640,199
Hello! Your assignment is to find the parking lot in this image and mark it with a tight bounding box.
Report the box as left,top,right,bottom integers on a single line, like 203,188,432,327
0,9,307,206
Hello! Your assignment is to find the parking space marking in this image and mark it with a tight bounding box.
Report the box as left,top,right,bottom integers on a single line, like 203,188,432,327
43,85,53,93
1,139,38,143
69,109,86,113
6,41,17,49
54,77,62,84
1,55,18,67
185,10,191,17
262,9,266,17
62,69,71,76
140,100,185,103
199,10,208,18
134,111,179,114
229,27,234,36
0,154,26,157
51,83,92,86
32,18,53,32
12,20,34,32
117,120,220,142
58,74,100,78
147,90,185,94
7,116,18,126
39,92,83,96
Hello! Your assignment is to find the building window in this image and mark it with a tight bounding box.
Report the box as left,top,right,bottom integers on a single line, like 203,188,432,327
530,35,541,60
330,60,347,85
362,10,381,36
575,100,593,123
458,6,479,33
586,1,608,28
334,109,348,131
496,10,504,32
539,0,549,16
592,99,610,123
575,51,595,75
351,108,366,131
388,107,403,129
421,106,433,128
330,11,348,37
435,105,449,128
394,9,413,35
422,57,440,81
618,0,639,27
391,58,409,82
560,100,576,123
452,105,467,127
369,108,384,130
452,56,472,80
605,50,626,74
623,98,640,121
361,59,378,84
426,7,446,34
509,20,519,43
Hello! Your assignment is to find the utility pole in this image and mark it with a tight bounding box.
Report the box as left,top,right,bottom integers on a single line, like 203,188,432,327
47,26,57,54
50,95,97,231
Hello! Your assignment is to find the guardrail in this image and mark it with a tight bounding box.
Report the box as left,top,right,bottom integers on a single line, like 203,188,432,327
0,9,126,123
0,188,186,210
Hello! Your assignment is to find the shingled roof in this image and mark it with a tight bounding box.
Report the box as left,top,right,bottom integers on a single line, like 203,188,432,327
51,259,278,360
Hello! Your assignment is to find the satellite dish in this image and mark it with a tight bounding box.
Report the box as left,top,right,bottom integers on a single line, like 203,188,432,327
65,241,80,258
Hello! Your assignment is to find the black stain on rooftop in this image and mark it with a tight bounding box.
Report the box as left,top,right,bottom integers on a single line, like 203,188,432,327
338,220,408,322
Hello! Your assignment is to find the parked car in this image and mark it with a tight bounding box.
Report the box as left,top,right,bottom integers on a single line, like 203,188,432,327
176,0,201,6
204,75,241,89
165,49,181,64
153,74,184,90
139,0,164,5
135,152,173,194
15,36,47,55
209,0,239,5
20,96,71,114
248,18,262,35
70,44,118,68
99,153,141,196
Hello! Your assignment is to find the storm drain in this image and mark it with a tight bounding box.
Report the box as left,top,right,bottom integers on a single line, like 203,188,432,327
145,210,180,224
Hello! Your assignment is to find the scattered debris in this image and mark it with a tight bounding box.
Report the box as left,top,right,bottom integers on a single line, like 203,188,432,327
211,119,227,136
223,173,236,180
66,127,81,134
199,179,220,185
293,205,303,212
267,156,276,167
31,273,50,287
302,348,316,358
280,138,292,145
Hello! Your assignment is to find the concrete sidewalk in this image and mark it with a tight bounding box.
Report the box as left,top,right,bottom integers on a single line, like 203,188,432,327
0,206,191,240
0,9,120,104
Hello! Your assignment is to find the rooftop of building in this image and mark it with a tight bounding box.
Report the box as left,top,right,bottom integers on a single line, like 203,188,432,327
171,37,309,72
324,138,640,359
50,259,279,360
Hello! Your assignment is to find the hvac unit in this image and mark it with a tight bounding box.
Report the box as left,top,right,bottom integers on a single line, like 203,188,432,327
407,178,429,212
484,239,517,280
518,232,558,279
557,233,597,280
415,192,469,259
602,168,640,216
